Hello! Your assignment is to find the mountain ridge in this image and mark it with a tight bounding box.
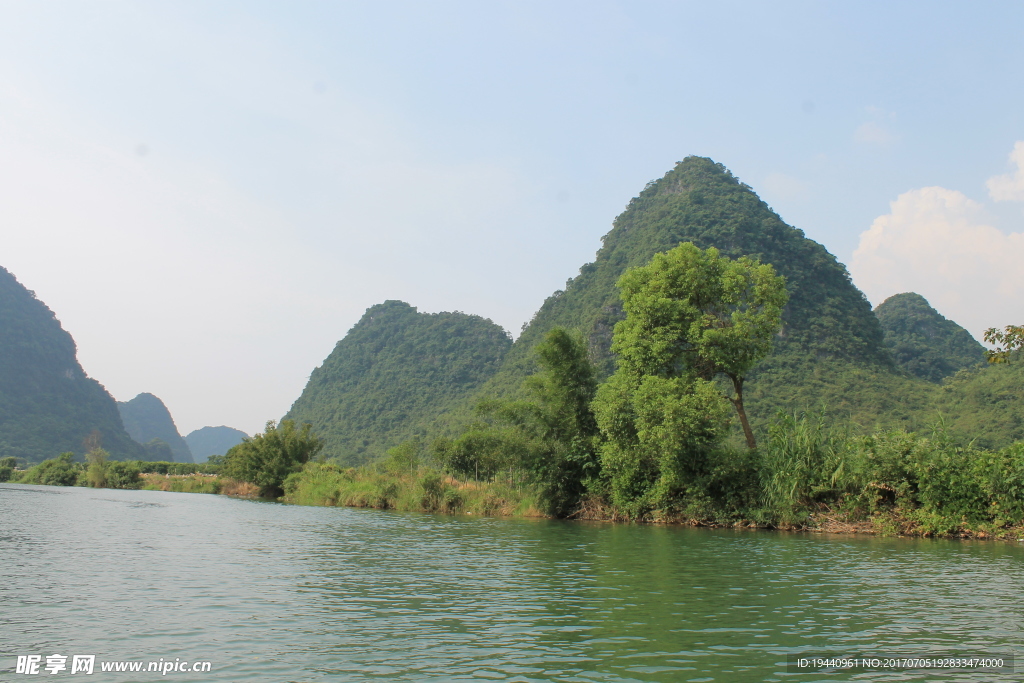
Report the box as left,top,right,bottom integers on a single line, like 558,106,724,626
0,266,145,462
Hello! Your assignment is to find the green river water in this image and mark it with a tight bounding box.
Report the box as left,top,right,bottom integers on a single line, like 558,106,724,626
2,483,1022,681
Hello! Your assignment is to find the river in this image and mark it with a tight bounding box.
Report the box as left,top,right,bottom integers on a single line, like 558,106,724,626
2,483,1022,681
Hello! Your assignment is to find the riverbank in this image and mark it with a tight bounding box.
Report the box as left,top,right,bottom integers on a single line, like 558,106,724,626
279,461,1024,541
140,472,259,497
281,461,545,516
10,448,1024,541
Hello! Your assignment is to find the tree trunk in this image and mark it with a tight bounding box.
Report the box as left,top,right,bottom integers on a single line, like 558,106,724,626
728,375,757,450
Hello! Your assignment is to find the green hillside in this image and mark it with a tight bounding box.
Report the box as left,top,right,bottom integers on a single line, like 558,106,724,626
0,266,145,463
874,292,985,383
284,300,512,464
934,361,1024,448
117,393,194,463
459,156,934,435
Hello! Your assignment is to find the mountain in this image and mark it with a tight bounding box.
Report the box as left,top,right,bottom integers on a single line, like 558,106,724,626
184,426,248,463
284,300,512,464
0,266,145,463
117,393,194,462
873,292,986,383
457,156,932,434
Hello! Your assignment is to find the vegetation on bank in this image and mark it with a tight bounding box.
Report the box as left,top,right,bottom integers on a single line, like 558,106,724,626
5,452,228,491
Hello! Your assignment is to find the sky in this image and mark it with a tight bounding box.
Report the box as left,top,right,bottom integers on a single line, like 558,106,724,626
2,1,1023,436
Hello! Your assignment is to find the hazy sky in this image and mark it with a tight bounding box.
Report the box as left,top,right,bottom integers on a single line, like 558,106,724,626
2,1,1023,436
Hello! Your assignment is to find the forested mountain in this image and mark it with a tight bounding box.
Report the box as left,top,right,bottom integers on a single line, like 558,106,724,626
936,361,1024,448
117,393,194,462
0,266,145,463
185,426,247,463
874,292,985,382
284,301,512,464
455,156,932,435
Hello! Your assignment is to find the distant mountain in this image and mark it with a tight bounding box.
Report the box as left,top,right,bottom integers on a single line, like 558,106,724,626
184,426,248,463
117,393,194,462
874,292,986,382
0,266,145,463
284,300,512,465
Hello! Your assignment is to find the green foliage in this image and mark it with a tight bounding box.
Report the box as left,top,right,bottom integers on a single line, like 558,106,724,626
612,243,786,380
381,439,421,474
594,373,731,519
758,411,847,524
285,300,512,465
18,452,81,486
984,324,1024,364
0,455,15,482
611,242,786,447
934,361,1024,448
105,461,142,489
135,460,222,475
224,419,324,497
749,412,1024,536
282,460,541,516
875,292,985,382
431,328,599,516
85,448,109,488
0,266,146,463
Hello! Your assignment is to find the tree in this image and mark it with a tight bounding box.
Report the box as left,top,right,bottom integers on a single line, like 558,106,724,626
224,420,323,497
593,370,731,518
984,324,1024,364
19,453,80,486
612,242,787,448
0,456,15,482
85,448,109,488
521,328,601,515
431,328,600,516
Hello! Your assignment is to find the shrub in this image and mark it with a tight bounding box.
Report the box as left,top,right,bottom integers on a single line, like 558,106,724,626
19,453,81,486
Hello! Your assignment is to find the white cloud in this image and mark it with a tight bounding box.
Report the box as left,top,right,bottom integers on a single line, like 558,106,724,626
986,140,1024,201
851,186,1024,339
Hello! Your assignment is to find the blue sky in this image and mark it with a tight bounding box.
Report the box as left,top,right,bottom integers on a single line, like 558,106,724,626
2,1,1023,434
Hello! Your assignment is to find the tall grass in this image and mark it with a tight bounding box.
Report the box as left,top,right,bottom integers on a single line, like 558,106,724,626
282,461,544,517
755,411,1024,536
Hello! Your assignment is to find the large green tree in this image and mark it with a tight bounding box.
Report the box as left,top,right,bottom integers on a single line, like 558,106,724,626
611,242,787,448
224,420,323,497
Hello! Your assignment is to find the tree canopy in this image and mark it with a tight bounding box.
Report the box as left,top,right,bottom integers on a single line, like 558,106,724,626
611,242,787,448
984,324,1024,364
224,419,323,497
